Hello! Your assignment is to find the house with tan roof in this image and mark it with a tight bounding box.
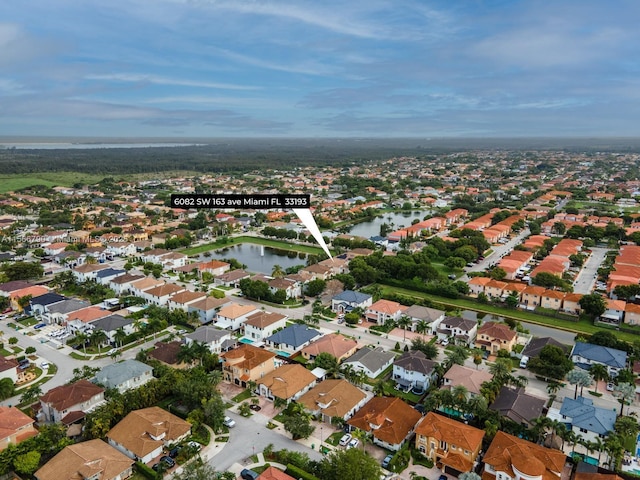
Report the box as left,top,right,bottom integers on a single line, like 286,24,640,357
215,302,260,331
214,269,251,287
483,431,567,480
221,344,278,388
167,290,207,311
107,406,191,464
35,438,133,480
38,379,105,424
415,412,484,475
365,299,407,324
108,273,145,295
188,295,232,324
256,364,317,402
66,306,111,334
624,302,640,326
298,379,368,423
562,293,583,315
268,278,301,299
243,311,288,342
300,333,358,362
442,364,493,398
485,280,508,300
468,277,491,297
540,289,565,310
402,305,445,333
129,277,165,297
347,396,422,451
475,321,517,354
520,285,546,310
0,406,37,451
139,282,186,306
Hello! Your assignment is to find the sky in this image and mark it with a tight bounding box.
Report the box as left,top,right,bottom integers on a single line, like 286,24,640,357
1,0,640,138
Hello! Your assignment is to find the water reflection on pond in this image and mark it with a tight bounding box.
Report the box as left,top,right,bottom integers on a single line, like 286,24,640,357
202,243,307,275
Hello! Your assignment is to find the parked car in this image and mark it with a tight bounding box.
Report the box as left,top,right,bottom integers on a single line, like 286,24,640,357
169,446,181,458
39,361,49,369
187,441,201,451
440,338,449,347
160,456,175,468
439,475,448,480
607,382,615,391
33,323,46,330
106,348,118,356
347,438,359,449
382,454,393,469
241,469,259,480
339,433,352,446
223,416,236,428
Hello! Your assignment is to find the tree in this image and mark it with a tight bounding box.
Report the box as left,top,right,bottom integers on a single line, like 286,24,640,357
271,264,285,278
14,451,41,476
114,328,127,348
410,337,438,359
566,369,593,399
489,267,507,280
75,331,89,355
305,279,327,297
313,352,340,378
282,406,315,440
579,294,607,320
89,329,108,354
589,364,609,393
446,345,469,368
459,473,482,480
397,315,412,343
613,383,636,416
19,384,42,405
527,345,574,380
1,261,44,281
488,358,513,384
323,447,382,480
173,461,229,480
0,378,14,401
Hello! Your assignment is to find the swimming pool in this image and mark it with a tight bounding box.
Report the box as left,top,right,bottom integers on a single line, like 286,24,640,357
239,338,254,344
274,350,291,357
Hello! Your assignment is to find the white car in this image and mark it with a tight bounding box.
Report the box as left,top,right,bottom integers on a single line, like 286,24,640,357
39,361,49,369
607,382,615,392
339,433,351,446
347,438,359,449
107,348,118,356
223,416,236,428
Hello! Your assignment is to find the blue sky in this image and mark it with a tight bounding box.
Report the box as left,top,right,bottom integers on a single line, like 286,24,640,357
1,0,639,138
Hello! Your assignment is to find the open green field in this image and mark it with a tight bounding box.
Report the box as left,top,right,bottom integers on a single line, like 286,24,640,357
182,236,329,256
0,172,106,193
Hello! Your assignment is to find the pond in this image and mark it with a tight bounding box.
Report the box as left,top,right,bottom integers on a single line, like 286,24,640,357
200,243,307,275
345,210,429,238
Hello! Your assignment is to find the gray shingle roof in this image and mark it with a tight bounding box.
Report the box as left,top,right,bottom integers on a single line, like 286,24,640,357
559,396,616,435
343,346,396,374
186,326,229,343
571,342,627,368
91,314,133,332
393,350,436,375
93,360,153,391
332,290,372,304
266,324,321,348
46,299,90,315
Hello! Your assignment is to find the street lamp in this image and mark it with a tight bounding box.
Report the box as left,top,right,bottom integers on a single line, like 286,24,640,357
320,426,323,453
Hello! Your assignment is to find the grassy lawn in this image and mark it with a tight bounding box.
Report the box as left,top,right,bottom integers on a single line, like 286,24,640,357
377,284,640,344
326,431,345,446
18,317,38,327
182,236,329,256
0,172,111,193
232,388,253,403
0,348,12,357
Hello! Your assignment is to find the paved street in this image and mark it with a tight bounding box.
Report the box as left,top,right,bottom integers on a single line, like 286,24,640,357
573,247,609,294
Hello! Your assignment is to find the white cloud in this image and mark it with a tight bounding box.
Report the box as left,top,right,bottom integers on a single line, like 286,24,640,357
85,73,260,91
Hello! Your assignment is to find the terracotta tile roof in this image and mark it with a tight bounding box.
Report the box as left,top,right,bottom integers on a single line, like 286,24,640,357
348,396,422,446
9,285,49,300
257,364,317,400
130,277,165,291
107,407,191,459
415,412,484,454
144,283,184,298
221,344,276,370
0,406,35,444
34,438,133,480
301,333,358,360
483,431,567,480
0,356,18,373
368,299,406,314
66,306,110,323
39,380,104,413
298,379,367,418
168,290,207,305
189,296,231,311
478,322,517,342
258,466,296,480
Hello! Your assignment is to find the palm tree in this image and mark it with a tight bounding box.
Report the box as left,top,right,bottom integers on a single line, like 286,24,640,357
489,358,512,383
566,369,593,399
191,341,210,366
397,315,412,343
177,343,196,366
75,331,89,355
446,346,470,368
415,319,429,336
114,328,127,348
19,384,41,406
0,378,14,401
90,329,108,354
589,364,609,393
613,383,636,416
271,265,285,278
546,380,562,396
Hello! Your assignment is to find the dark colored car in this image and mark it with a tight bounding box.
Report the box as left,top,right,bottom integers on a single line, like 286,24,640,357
169,446,181,458
240,469,259,480
151,463,160,471
439,475,448,480
160,455,175,468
